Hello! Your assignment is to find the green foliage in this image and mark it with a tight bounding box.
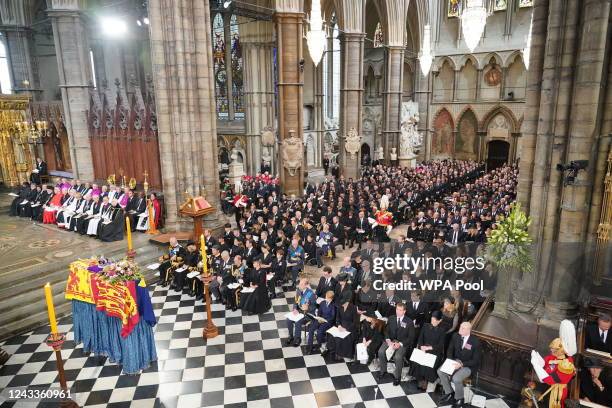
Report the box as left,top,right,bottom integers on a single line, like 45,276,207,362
485,202,534,274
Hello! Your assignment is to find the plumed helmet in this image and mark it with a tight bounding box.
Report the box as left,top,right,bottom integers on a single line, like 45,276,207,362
559,319,577,356
380,194,390,210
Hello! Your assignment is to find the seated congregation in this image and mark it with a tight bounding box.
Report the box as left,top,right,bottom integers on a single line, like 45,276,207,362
154,160,517,407
8,176,162,242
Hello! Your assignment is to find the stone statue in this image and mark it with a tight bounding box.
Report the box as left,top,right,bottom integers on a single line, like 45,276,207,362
390,147,397,161
281,130,304,176
399,102,422,160
376,146,384,161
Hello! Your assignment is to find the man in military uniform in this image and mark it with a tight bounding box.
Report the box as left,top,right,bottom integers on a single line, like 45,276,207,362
158,237,186,287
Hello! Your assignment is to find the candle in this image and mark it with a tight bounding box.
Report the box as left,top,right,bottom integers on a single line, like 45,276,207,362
126,217,132,250
200,234,209,276
44,283,58,334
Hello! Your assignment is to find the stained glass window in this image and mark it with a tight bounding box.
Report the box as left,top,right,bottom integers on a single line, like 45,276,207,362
230,15,244,119
213,13,228,118
373,22,384,48
448,0,461,17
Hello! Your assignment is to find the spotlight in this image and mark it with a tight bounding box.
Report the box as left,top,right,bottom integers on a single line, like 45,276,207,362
136,19,142,26
143,17,149,25
223,0,232,8
101,17,128,37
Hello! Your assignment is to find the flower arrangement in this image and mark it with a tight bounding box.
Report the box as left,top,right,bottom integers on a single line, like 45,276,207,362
98,258,144,285
486,202,533,274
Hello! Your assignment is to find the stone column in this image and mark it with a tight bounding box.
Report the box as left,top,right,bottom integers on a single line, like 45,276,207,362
335,0,367,179
546,0,611,319
309,58,325,179
47,0,94,180
382,46,404,164
148,0,221,229
241,18,276,175
274,0,304,196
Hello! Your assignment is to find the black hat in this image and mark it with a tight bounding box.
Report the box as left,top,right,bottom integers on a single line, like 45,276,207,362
186,240,196,247
224,223,232,228
363,310,377,319
583,358,602,369
337,272,349,282
431,310,442,320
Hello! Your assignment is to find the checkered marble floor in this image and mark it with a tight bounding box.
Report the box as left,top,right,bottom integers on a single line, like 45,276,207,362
0,284,512,408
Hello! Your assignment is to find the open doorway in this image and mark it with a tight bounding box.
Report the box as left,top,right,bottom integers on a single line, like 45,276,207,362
487,140,510,170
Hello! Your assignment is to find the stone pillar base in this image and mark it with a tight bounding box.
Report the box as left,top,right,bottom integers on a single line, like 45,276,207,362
228,163,244,193
398,156,417,168
307,167,326,183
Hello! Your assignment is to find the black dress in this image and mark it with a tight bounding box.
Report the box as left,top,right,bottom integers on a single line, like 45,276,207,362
355,288,378,314
240,267,271,315
413,323,445,382
327,303,359,358
98,207,125,242
359,320,384,362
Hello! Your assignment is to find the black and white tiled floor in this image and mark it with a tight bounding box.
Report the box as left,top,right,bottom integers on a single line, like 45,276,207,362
0,284,512,407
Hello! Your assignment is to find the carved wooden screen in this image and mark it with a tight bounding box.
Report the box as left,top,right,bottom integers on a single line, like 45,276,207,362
87,79,162,190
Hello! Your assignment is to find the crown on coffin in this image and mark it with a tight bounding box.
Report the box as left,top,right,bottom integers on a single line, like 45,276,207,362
179,191,215,216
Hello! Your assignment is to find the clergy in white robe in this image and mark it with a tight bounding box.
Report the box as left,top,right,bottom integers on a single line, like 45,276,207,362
87,196,111,235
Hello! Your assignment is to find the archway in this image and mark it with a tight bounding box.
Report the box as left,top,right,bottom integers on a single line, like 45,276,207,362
487,140,510,170
360,143,371,166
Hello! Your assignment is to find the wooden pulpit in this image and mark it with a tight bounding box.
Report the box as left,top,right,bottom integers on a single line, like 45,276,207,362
178,193,215,243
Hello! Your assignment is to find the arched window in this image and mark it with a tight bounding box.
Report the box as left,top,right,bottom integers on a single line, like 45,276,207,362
0,39,12,94
211,13,244,120
212,13,228,118
230,14,244,119
323,22,340,121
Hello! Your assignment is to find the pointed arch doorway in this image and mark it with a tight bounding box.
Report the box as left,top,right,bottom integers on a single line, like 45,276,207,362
487,140,510,170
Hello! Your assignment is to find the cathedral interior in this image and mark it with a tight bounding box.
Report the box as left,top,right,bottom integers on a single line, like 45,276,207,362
0,0,611,407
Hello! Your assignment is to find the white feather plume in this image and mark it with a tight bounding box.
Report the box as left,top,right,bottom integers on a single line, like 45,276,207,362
559,319,577,356
380,194,390,210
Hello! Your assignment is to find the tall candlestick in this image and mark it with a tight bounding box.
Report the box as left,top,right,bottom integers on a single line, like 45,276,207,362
44,283,58,334
200,234,209,276
126,217,132,250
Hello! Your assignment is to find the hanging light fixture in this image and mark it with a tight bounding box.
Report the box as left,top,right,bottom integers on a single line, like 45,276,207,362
306,0,326,67
419,24,434,77
461,0,488,52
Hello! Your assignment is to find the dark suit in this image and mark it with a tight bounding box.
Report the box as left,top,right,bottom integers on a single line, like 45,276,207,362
307,300,336,346
585,323,611,354
378,314,416,380
438,333,481,401
315,276,338,298
406,300,429,329
355,217,371,248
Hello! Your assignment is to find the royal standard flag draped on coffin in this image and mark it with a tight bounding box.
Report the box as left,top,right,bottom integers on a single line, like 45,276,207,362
65,259,142,337
65,260,96,303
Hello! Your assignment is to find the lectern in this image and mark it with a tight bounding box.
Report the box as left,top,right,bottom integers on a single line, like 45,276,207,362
178,193,215,242
178,193,218,339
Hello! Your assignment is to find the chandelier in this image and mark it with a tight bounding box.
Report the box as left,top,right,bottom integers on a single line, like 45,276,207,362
306,0,326,66
461,0,488,52
419,24,434,77
15,120,48,145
